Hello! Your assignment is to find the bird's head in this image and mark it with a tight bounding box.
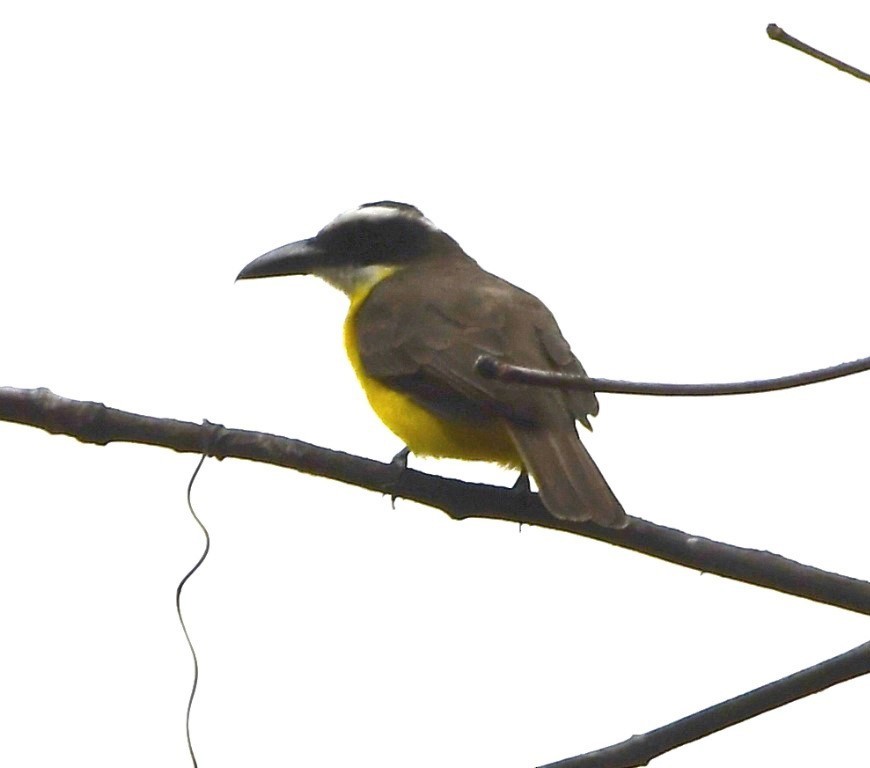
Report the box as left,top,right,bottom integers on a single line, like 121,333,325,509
237,201,465,295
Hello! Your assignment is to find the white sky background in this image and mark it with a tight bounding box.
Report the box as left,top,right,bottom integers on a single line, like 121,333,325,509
1,2,868,766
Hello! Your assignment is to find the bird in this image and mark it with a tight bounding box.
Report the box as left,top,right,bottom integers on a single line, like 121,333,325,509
237,201,627,528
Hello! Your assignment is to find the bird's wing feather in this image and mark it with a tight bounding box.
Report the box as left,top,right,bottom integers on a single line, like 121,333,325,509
355,258,625,527
354,260,598,426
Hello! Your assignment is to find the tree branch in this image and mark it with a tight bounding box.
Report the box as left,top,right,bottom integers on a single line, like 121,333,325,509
767,23,870,84
1,386,869,615
540,638,870,768
475,354,870,396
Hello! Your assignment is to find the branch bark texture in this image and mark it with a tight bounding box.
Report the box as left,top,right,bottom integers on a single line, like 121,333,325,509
541,639,870,768
1,386,869,616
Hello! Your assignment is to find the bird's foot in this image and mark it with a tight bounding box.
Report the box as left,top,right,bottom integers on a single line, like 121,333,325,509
388,446,411,508
391,445,411,469
511,471,533,530
512,470,531,495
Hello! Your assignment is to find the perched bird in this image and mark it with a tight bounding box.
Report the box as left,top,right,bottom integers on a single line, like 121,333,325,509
237,202,626,528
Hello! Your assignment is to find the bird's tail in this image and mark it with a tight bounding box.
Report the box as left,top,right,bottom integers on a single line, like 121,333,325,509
505,422,627,528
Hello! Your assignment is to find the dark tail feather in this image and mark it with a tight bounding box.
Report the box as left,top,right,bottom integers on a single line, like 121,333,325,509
505,422,627,528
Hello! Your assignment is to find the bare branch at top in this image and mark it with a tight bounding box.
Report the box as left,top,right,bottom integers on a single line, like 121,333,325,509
767,23,870,83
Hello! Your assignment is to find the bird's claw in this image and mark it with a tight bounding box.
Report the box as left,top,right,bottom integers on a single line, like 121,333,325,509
389,446,411,508
391,446,410,469
511,471,533,530
512,470,531,495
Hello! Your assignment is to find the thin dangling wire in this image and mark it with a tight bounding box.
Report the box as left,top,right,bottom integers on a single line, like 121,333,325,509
176,454,210,768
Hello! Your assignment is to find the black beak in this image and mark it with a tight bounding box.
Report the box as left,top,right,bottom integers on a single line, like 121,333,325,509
236,238,326,281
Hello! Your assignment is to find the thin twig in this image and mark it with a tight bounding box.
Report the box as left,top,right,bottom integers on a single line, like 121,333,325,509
1,386,869,615
475,354,870,396
767,23,870,84
540,638,870,768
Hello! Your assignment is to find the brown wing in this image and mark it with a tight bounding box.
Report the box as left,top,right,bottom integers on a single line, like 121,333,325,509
355,257,598,428
355,256,626,527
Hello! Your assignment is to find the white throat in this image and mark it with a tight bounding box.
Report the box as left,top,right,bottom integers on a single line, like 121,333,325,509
313,264,397,297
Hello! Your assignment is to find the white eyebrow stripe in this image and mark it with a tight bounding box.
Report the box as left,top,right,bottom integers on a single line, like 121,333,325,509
328,204,440,231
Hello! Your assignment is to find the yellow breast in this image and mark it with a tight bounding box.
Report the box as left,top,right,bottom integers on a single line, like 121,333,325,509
343,281,521,468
